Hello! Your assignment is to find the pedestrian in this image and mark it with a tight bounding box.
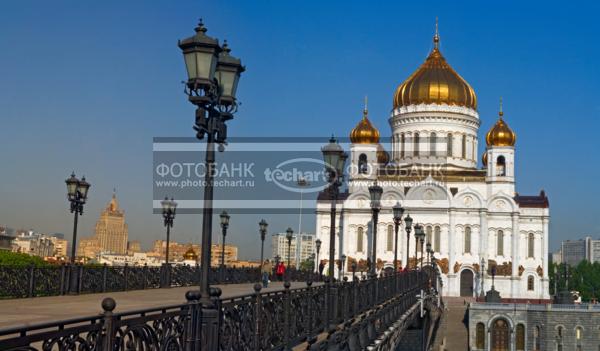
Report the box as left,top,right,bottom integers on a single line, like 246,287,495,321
261,259,272,288
276,261,286,281
318,261,325,280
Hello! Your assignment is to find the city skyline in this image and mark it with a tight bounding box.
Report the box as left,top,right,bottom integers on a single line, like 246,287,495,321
1,1,600,260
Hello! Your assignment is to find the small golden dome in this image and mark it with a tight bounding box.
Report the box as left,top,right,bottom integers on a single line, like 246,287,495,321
350,102,380,144
183,247,198,261
393,26,477,110
377,144,390,164
482,151,488,167
486,103,516,147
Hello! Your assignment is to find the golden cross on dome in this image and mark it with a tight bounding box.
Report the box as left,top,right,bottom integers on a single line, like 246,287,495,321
363,95,368,118
499,97,504,117
433,17,440,49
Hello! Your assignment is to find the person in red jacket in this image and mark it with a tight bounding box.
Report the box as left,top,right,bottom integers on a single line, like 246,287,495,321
275,261,286,281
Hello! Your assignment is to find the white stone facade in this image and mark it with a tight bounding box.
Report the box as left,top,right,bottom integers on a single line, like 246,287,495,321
316,102,550,300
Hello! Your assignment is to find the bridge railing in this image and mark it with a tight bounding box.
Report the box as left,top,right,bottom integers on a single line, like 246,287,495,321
0,264,311,298
0,270,429,351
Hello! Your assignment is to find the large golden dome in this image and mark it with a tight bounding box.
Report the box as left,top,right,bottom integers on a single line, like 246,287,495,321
486,106,516,147
377,144,390,164
350,104,380,144
183,247,198,261
393,29,477,110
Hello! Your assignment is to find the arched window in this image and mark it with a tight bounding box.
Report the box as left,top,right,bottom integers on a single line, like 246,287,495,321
476,322,485,349
533,325,541,351
462,134,467,159
400,133,405,158
576,326,582,340
430,132,437,156
357,227,364,252
426,226,433,247
516,324,525,351
528,276,534,291
447,133,453,157
434,226,441,253
464,226,471,254
528,233,535,258
496,155,506,176
358,154,368,174
414,132,420,156
387,225,393,251
497,230,504,256
557,326,563,338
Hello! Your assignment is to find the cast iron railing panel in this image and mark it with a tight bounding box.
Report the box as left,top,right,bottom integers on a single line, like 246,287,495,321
0,270,435,351
0,264,314,299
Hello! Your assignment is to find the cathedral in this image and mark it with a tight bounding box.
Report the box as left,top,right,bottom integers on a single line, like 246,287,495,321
315,28,550,300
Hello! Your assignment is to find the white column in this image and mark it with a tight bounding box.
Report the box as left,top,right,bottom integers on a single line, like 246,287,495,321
448,208,456,294
542,215,549,298
511,212,520,297
479,209,488,293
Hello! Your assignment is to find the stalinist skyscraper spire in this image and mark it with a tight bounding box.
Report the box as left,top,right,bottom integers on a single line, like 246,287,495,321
94,191,128,254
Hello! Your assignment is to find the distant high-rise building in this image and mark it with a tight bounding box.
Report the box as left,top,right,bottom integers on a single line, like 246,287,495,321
272,233,297,266
49,235,69,258
561,237,590,266
588,239,600,264
127,240,142,254
271,232,315,267
78,193,129,258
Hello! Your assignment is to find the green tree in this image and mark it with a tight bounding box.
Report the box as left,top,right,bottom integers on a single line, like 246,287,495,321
299,258,315,272
0,251,48,267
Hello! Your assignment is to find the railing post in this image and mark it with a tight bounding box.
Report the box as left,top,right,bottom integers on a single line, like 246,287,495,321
59,263,66,295
341,277,349,320
253,283,262,351
102,263,108,293
143,264,148,289
200,287,222,350
330,280,339,328
184,290,201,351
284,281,291,349
77,264,83,293
353,279,359,315
100,297,116,351
123,264,129,291
27,264,35,298
305,280,313,339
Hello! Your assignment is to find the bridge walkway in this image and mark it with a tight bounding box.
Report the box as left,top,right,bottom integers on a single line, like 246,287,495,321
0,281,315,329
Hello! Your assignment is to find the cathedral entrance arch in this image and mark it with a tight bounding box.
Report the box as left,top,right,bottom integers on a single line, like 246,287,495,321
491,318,510,351
459,269,474,297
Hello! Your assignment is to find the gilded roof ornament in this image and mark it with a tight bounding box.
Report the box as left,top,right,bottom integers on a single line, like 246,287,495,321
393,19,477,110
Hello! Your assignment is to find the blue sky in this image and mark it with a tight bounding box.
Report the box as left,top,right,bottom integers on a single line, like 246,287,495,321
1,0,599,259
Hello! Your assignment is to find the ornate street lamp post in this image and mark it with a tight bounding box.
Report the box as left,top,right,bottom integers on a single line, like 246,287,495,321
219,211,230,280
160,197,177,288
321,136,347,329
414,224,425,269
404,214,413,270
161,197,177,265
392,202,405,274
368,181,383,278
259,219,268,280
286,227,294,272
178,20,244,308
315,238,322,275
65,173,91,264
426,242,432,264
65,172,90,294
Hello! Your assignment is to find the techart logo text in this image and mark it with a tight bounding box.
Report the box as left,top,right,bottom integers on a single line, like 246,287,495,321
264,158,329,193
